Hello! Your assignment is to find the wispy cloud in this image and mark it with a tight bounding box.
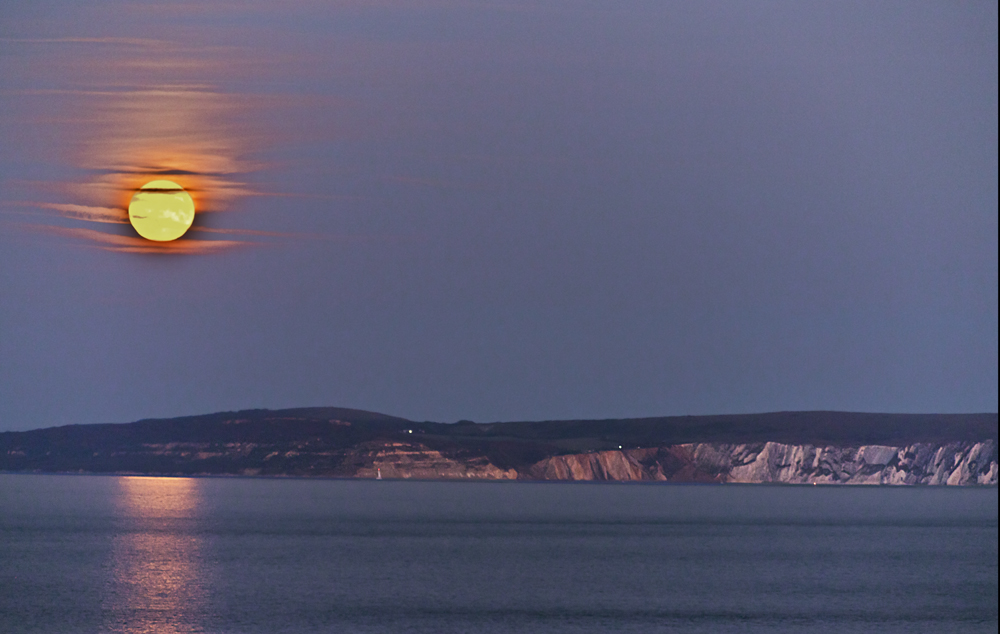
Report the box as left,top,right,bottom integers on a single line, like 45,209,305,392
7,201,128,224
240,190,368,201
189,226,318,239
187,226,421,244
388,174,489,192
3,203,419,252
1,16,368,256
0,37,172,47
18,223,250,255
1,85,220,97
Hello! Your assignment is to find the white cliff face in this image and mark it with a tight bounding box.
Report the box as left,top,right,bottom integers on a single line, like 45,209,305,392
526,440,997,485
698,440,998,485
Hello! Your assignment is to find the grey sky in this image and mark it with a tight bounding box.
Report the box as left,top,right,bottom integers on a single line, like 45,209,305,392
0,1,996,431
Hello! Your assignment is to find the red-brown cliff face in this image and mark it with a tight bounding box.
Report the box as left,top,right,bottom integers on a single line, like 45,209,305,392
524,446,724,482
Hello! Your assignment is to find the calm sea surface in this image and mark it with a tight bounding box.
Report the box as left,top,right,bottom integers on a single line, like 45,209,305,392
0,475,996,634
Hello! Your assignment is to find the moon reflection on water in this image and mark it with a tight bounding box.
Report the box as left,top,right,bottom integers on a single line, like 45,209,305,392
105,477,207,633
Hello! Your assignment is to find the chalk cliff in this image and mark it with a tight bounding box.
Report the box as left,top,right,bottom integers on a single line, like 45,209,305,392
307,439,997,484
525,440,998,485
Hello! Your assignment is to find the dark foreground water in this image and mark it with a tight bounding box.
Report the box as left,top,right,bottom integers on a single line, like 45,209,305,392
0,475,996,634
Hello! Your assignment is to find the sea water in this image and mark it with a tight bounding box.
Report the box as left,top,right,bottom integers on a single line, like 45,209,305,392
0,474,996,633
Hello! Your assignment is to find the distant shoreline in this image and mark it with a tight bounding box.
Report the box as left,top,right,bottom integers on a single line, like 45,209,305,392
2,408,995,485
2,470,998,488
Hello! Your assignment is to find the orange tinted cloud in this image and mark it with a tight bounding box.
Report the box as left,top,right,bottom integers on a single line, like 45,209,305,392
20,223,250,255
9,201,128,224
185,225,400,243
2,26,354,255
0,37,171,47
69,86,257,213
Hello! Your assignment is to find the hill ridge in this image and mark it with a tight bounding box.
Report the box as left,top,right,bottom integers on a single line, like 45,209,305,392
1,409,995,484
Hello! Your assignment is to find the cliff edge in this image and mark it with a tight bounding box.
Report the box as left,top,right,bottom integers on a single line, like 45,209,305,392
526,441,997,485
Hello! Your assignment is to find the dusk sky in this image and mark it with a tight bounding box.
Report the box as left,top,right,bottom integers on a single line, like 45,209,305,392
0,0,996,432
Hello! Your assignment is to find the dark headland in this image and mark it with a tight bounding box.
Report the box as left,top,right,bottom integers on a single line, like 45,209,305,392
1,409,996,484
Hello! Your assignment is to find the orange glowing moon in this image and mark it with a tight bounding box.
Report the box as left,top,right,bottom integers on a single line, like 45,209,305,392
128,180,195,241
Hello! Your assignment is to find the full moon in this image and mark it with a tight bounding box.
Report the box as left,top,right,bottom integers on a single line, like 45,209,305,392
128,180,195,242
